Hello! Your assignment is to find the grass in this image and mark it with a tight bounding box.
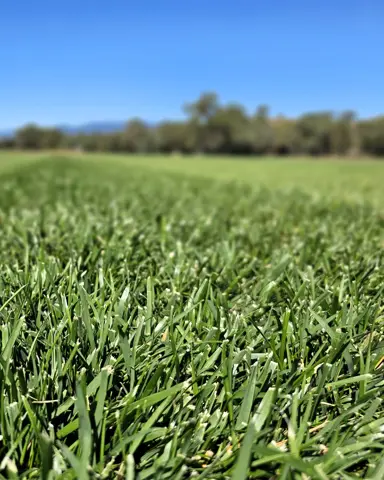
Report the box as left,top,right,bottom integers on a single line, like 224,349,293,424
2,151,384,203
81,153,384,205
0,153,383,478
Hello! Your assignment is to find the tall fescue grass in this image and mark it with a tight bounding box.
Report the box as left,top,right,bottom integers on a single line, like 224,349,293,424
0,157,383,478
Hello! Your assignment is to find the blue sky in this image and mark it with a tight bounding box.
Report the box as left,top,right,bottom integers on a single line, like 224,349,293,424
1,0,383,129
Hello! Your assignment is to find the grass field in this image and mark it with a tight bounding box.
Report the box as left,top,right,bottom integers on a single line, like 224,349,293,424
2,152,384,203
0,153,383,479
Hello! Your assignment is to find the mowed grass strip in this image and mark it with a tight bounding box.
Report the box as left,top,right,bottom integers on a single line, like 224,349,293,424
3,151,384,204
0,156,383,478
82,153,384,205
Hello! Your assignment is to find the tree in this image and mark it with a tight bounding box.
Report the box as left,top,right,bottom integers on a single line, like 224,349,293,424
359,117,384,156
15,125,63,150
330,111,358,156
122,119,153,153
296,112,334,155
184,92,220,153
41,128,64,149
208,104,253,153
251,105,274,154
272,116,299,155
0,137,15,149
15,124,44,149
155,121,194,153
5,95,384,157
184,92,219,124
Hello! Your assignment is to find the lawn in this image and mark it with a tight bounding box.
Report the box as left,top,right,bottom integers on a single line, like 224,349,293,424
85,153,384,205
2,152,384,203
0,153,383,479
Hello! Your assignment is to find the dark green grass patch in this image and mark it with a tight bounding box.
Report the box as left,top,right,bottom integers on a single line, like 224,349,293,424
0,157,383,478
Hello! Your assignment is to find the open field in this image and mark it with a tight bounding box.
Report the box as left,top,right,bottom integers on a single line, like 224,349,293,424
0,153,383,478
2,152,384,204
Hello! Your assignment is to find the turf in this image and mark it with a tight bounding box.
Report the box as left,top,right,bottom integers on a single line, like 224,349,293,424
0,155,383,479
2,152,384,203
83,153,384,205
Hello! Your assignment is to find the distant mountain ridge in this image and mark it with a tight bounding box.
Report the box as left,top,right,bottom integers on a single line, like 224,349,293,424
58,121,126,135
0,129,14,138
0,121,128,137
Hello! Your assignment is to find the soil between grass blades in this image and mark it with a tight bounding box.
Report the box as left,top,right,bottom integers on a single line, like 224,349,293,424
0,156,383,479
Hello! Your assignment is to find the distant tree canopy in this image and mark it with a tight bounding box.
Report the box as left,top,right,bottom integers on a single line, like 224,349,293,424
1,93,384,156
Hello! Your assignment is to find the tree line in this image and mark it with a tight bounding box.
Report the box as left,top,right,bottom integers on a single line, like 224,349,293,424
2,92,384,156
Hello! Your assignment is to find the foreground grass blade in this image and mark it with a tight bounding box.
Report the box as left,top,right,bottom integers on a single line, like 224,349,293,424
231,416,257,480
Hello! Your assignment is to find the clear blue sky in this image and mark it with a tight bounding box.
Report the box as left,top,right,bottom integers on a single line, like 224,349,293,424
1,0,383,129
